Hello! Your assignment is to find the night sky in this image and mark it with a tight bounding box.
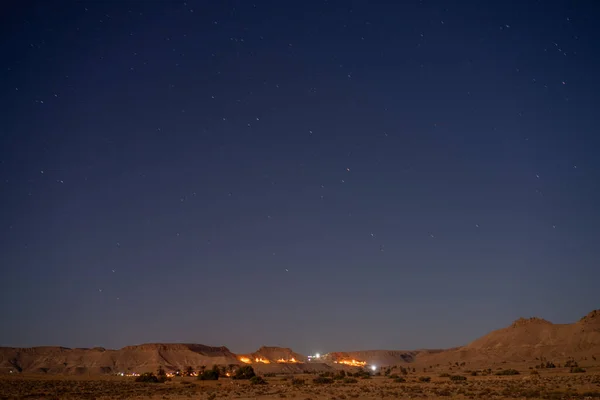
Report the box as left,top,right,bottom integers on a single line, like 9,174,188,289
1,0,599,355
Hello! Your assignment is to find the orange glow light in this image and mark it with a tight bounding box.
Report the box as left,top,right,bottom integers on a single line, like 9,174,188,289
277,357,299,363
337,359,366,367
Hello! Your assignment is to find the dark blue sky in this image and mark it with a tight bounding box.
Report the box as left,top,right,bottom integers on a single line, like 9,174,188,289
1,0,598,355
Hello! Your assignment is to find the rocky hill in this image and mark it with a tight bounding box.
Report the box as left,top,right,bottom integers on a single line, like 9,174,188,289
1,310,598,374
414,310,600,368
0,343,239,375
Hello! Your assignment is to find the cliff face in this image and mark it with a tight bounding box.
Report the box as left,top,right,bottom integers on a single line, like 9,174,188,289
0,343,239,375
2,310,599,375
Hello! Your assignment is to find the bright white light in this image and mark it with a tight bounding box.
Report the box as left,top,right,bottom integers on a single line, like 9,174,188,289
315,353,320,359
371,365,377,371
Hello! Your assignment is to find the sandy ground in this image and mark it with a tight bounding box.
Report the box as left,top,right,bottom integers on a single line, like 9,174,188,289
1,368,599,400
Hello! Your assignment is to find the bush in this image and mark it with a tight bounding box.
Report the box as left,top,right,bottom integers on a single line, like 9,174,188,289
198,365,220,380
135,372,160,383
439,373,450,377
393,377,406,383
450,375,467,381
313,376,334,384
343,377,358,384
389,373,399,379
530,369,539,375
291,378,305,386
333,371,347,380
198,369,219,380
233,365,256,380
570,367,586,373
419,376,431,382
250,376,267,385
565,360,578,368
495,369,519,376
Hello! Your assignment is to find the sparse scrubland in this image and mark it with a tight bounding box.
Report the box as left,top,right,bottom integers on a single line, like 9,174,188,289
1,366,600,400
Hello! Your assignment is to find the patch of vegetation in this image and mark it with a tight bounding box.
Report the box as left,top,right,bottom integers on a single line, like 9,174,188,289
291,378,305,386
418,376,431,382
313,376,334,384
198,366,220,380
232,365,255,380
393,377,406,383
135,372,161,383
333,371,347,380
570,367,586,373
495,369,520,376
250,376,267,385
439,372,450,377
343,377,358,384
450,375,467,381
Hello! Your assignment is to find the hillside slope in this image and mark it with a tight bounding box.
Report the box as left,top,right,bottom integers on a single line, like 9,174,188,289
1,310,598,374
414,310,600,367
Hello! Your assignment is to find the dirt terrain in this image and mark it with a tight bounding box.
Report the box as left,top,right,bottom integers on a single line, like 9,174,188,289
1,367,599,400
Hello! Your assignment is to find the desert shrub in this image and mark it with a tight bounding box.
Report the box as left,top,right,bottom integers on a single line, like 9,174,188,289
439,373,450,377
343,377,358,384
530,369,539,375
450,375,467,381
419,376,431,382
313,376,334,384
199,366,220,380
250,376,267,385
135,372,160,383
570,367,586,373
393,377,406,383
565,360,578,368
333,371,347,380
389,373,399,379
291,378,305,386
470,371,478,376
233,365,255,380
495,369,519,376
264,373,277,377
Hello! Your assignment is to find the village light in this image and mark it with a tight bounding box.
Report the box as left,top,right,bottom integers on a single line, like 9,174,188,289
371,365,377,372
